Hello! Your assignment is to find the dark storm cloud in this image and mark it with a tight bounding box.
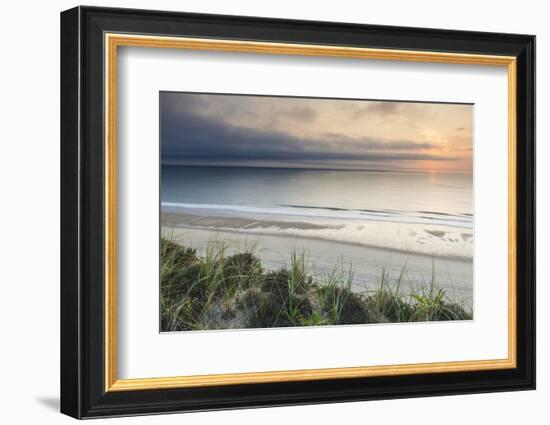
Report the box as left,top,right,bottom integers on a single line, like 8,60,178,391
321,133,434,151
161,98,457,163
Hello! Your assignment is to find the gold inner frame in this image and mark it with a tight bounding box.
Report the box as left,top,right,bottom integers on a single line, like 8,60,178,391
104,33,517,392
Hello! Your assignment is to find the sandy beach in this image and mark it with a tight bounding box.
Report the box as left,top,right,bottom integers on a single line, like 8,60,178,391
162,211,473,306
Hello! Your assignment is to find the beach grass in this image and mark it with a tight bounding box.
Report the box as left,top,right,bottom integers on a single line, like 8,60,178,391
160,236,472,332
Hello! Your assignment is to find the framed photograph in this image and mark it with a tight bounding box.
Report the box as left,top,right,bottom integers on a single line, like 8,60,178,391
60,6,535,419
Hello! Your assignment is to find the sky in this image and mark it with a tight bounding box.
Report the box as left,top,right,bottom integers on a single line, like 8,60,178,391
160,91,473,173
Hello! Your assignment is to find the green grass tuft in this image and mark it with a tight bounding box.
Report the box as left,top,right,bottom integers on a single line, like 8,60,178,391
160,236,472,332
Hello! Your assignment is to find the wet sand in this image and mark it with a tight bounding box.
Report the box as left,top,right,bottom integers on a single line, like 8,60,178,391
162,211,343,231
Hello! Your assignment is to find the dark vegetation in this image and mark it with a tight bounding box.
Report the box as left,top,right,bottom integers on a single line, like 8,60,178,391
160,237,472,332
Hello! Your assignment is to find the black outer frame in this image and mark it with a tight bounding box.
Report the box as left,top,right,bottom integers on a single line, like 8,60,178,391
60,5,536,419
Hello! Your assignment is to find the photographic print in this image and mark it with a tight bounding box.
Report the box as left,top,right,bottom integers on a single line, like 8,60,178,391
160,92,473,332
61,9,535,416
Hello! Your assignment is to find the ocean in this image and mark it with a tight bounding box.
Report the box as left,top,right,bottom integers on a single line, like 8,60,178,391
161,166,473,259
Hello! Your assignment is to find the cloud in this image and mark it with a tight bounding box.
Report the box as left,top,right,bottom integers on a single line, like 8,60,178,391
161,98,458,164
366,101,401,115
282,105,318,122
321,133,434,151
351,101,403,120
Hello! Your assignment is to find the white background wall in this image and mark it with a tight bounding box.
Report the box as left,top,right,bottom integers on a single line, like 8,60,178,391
0,0,545,423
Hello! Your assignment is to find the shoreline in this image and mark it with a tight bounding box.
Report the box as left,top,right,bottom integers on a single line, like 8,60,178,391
163,224,473,305
164,221,472,264
162,210,473,262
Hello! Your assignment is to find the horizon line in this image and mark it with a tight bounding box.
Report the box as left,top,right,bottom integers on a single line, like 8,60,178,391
160,162,472,175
